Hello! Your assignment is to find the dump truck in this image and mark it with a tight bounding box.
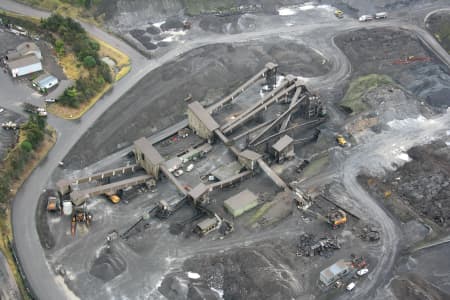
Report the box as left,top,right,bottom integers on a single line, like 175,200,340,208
334,9,344,18
47,196,61,212
23,102,47,117
336,135,347,147
328,209,347,229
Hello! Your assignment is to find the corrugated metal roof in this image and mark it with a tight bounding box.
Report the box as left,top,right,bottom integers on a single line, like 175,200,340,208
224,189,258,211
36,75,58,88
197,217,218,230
16,42,39,54
188,182,209,200
239,149,261,161
320,259,350,281
7,54,41,69
272,135,293,152
188,101,219,132
134,137,164,165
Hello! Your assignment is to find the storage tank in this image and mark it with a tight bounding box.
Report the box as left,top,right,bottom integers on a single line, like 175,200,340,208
62,201,73,216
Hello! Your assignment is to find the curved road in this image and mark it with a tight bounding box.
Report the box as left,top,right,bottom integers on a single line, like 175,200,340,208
0,1,449,299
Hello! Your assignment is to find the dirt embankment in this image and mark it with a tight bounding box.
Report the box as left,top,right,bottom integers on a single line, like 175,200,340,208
65,40,331,169
335,28,450,108
360,140,450,229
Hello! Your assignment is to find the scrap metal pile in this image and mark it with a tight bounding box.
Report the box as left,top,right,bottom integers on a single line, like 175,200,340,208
296,233,341,257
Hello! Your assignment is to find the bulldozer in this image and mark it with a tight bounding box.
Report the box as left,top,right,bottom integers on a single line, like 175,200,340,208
328,209,347,229
334,9,344,18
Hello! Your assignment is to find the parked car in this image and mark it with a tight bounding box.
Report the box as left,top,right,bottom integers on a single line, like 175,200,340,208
0,108,4,113
45,98,57,103
174,169,184,177
346,282,356,291
357,268,369,276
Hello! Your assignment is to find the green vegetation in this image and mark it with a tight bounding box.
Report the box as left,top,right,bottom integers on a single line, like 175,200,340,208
41,14,112,108
341,74,394,114
0,116,55,300
0,116,47,203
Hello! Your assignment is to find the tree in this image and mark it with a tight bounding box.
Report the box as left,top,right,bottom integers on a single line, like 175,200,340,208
20,141,33,152
83,55,96,68
55,39,65,56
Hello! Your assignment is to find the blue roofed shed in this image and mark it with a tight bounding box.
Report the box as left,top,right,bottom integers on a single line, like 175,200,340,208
34,74,59,90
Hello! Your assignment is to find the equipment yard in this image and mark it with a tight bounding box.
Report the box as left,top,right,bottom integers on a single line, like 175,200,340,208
1,0,450,300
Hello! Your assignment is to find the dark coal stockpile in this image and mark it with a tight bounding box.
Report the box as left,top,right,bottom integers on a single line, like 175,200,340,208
160,241,304,300
65,40,331,169
90,246,127,282
363,140,450,228
335,28,450,108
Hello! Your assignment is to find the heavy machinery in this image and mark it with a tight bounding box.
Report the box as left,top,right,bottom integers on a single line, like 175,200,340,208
334,9,344,18
47,196,61,212
328,209,347,229
71,206,92,236
23,102,47,117
336,135,347,147
105,191,121,204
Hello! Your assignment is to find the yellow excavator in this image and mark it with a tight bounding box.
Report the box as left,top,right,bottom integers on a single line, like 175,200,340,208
334,9,344,19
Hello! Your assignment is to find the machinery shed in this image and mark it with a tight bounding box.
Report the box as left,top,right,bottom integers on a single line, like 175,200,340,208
224,189,259,218
187,101,219,142
34,74,59,90
319,259,351,286
134,137,164,178
238,150,261,171
272,135,294,163
7,54,43,78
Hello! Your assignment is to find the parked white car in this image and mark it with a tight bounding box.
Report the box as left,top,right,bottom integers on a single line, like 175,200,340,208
174,169,184,177
357,268,369,276
45,98,57,103
346,282,356,291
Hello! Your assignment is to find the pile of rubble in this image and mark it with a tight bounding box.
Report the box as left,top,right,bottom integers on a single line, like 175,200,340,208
359,224,381,242
296,233,340,258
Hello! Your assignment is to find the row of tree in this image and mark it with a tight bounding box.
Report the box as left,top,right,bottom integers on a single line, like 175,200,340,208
41,14,113,108
0,116,47,205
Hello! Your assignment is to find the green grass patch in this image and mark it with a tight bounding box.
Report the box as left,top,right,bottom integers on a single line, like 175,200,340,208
341,74,394,114
248,202,274,226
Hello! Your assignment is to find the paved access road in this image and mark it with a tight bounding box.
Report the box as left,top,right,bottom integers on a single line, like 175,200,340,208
1,0,449,299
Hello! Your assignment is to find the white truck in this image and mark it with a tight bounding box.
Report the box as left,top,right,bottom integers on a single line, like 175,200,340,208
375,12,388,19
358,15,373,22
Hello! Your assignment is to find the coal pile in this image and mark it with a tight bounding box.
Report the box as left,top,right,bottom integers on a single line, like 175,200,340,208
160,17,184,31
146,25,161,35
296,233,340,258
89,246,126,282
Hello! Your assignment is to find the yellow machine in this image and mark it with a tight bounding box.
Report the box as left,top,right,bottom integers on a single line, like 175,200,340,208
105,192,121,204
336,135,347,147
334,9,344,18
328,209,347,229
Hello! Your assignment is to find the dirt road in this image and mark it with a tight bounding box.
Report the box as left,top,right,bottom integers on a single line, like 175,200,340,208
1,1,449,299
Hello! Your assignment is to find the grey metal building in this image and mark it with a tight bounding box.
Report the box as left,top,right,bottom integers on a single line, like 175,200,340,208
134,137,164,178
319,259,351,286
187,101,219,142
